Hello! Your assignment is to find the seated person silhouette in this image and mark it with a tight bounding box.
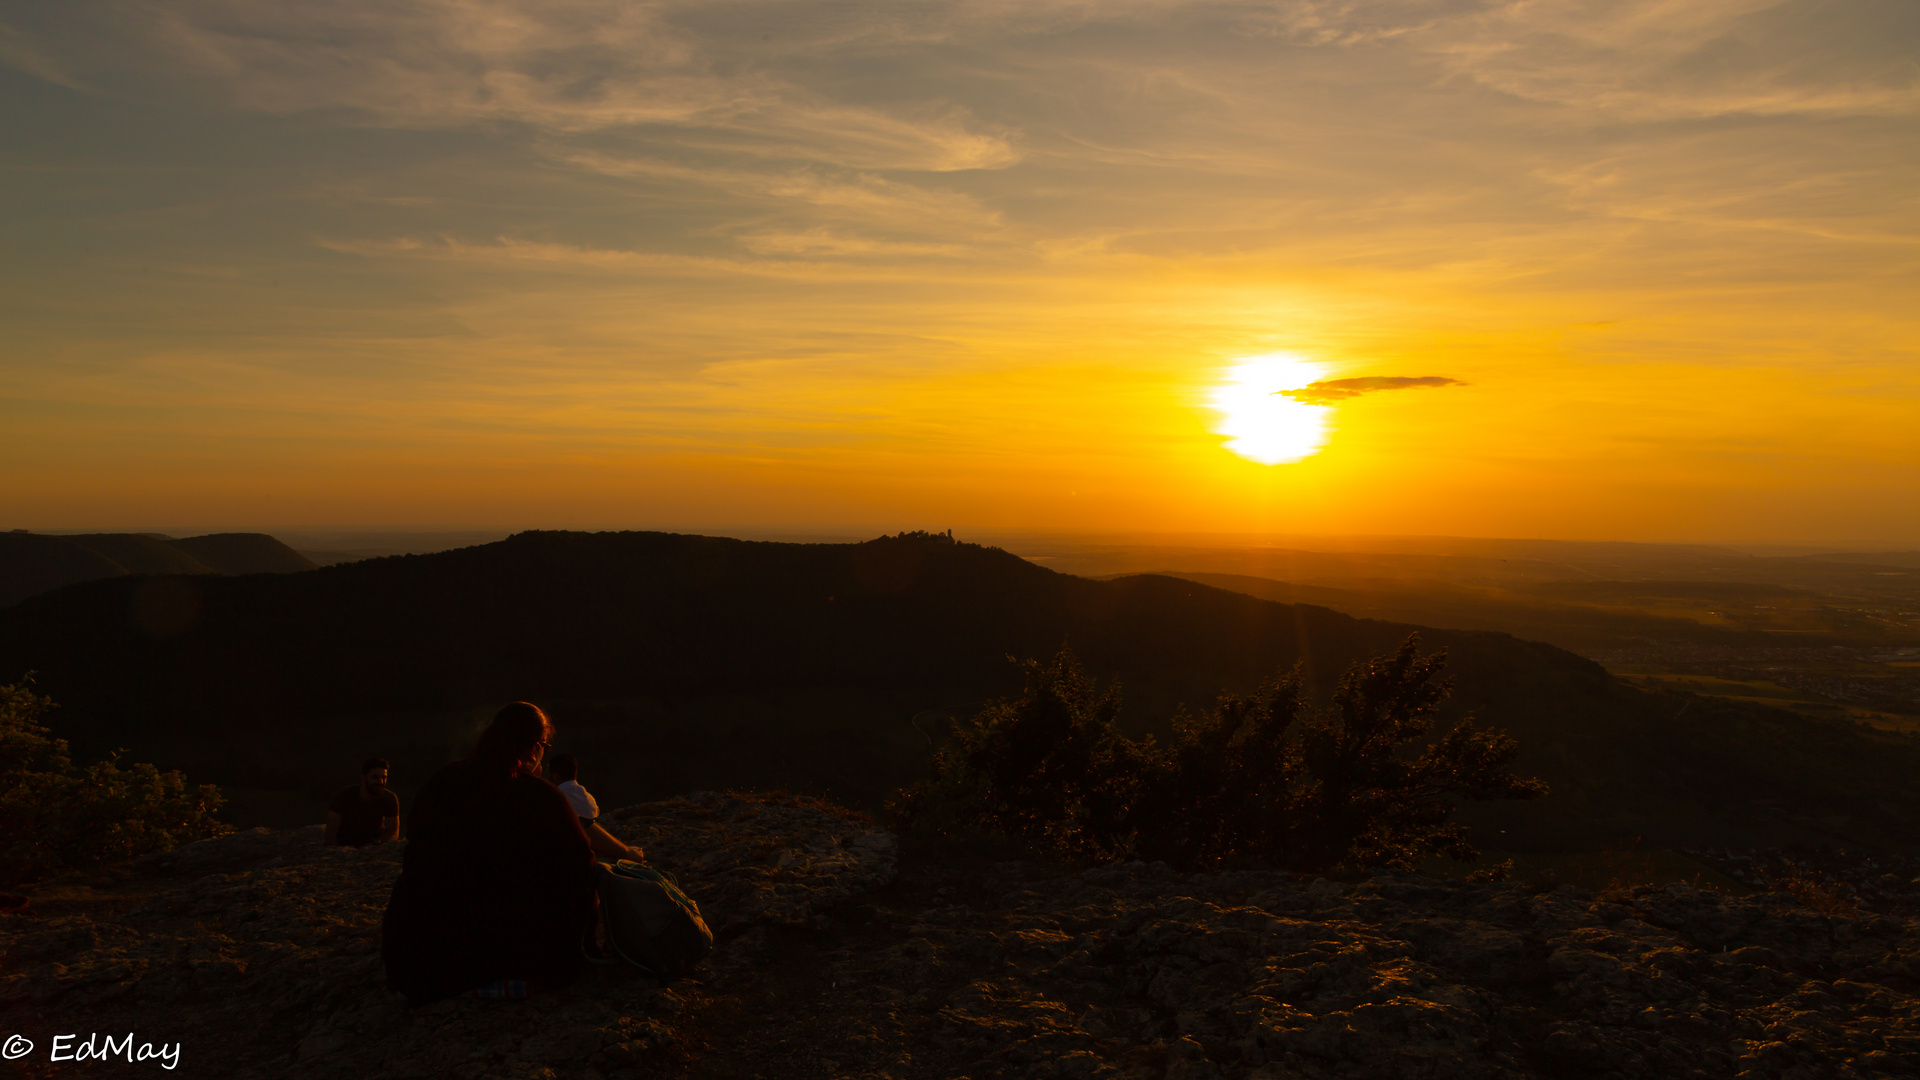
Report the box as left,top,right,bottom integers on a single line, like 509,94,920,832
325,757,399,846
381,702,596,1005
545,753,645,864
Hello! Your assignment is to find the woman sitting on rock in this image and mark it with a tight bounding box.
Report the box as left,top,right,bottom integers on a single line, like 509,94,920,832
382,701,598,1005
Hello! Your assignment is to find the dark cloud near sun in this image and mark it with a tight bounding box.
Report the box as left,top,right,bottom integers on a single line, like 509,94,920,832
1276,376,1465,405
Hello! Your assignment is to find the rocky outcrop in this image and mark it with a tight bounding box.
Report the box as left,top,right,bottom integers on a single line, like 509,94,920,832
1682,846,1920,916
3,793,1916,1080
856,866,1920,1079
0,792,894,1079
599,793,898,935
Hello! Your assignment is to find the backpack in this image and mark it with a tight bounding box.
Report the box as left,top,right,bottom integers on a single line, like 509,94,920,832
595,860,713,977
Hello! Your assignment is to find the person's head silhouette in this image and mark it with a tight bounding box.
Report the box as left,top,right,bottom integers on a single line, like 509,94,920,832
474,702,551,778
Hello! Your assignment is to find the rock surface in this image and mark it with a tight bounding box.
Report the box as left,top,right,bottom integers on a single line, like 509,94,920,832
1681,846,1920,916
3,793,1917,1080
1,792,893,1079
837,865,1920,1080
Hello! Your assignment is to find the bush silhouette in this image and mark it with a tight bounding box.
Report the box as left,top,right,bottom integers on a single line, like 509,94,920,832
1281,636,1548,870
1,677,229,887
889,648,1154,862
894,635,1545,872
1130,668,1309,870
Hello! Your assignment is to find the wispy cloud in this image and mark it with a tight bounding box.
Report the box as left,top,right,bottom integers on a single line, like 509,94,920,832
15,1,1914,130
1234,0,1448,48
556,151,1005,230
1277,376,1464,405
734,231,971,258
4,0,1918,536
7,0,1020,171
0,19,89,91
313,235,828,277
1426,0,1920,120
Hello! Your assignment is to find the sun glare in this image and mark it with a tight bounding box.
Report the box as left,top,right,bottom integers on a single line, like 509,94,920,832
1209,354,1333,465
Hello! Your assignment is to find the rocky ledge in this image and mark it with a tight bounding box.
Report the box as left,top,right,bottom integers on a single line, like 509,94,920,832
1,792,894,1079
2,793,1917,1080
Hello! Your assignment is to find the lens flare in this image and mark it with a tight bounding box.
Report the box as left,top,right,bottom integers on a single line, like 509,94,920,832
1209,354,1332,465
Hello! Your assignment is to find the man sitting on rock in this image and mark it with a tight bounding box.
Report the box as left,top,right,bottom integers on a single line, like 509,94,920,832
325,757,400,846
546,753,644,863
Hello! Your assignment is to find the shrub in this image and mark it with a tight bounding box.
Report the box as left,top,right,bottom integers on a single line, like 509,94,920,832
1282,636,1548,871
0,678,230,887
892,635,1546,873
890,647,1154,861
1131,671,1308,870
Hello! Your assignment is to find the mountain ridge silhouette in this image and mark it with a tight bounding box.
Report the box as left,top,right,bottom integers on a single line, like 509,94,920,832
2,529,1915,854
0,531,316,607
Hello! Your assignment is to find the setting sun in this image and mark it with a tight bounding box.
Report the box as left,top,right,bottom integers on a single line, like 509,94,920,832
1209,354,1333,466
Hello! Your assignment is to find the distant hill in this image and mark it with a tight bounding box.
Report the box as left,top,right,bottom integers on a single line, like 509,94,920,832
59,533,211,576
274,529,517,567
1790,550,1920,570
168,533,319,574
1029,537,1920,641
0,533,127,611
1147,570,1852,653
1,530,1916,855
0,532,317,607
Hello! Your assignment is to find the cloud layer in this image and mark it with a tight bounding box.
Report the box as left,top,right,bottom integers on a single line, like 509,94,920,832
0,0,1916,536
5,0,1912,272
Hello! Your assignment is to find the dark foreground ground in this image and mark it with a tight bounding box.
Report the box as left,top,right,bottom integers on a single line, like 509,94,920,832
4,794,1918,1080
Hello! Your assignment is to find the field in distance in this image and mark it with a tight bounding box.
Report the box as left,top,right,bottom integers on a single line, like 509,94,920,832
1010,533,1920,733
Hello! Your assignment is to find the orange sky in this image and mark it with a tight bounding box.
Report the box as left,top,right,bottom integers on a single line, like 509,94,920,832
3,1,1917,543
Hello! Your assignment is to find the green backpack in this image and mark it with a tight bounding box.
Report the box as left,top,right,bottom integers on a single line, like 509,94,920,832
596,860,713,977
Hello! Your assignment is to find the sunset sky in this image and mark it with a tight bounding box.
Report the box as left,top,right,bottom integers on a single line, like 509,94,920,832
3,0,1916,543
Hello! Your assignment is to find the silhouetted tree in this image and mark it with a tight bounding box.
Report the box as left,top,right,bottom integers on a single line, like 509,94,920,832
891,646,1152,861
0,677,229,886
1133,672,1307,870
1285,636,1548,871
894,635,1546,873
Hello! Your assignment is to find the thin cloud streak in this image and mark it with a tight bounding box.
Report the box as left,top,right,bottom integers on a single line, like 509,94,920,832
310,236,979,281
553,150,1006,230
1277,376,1465,405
